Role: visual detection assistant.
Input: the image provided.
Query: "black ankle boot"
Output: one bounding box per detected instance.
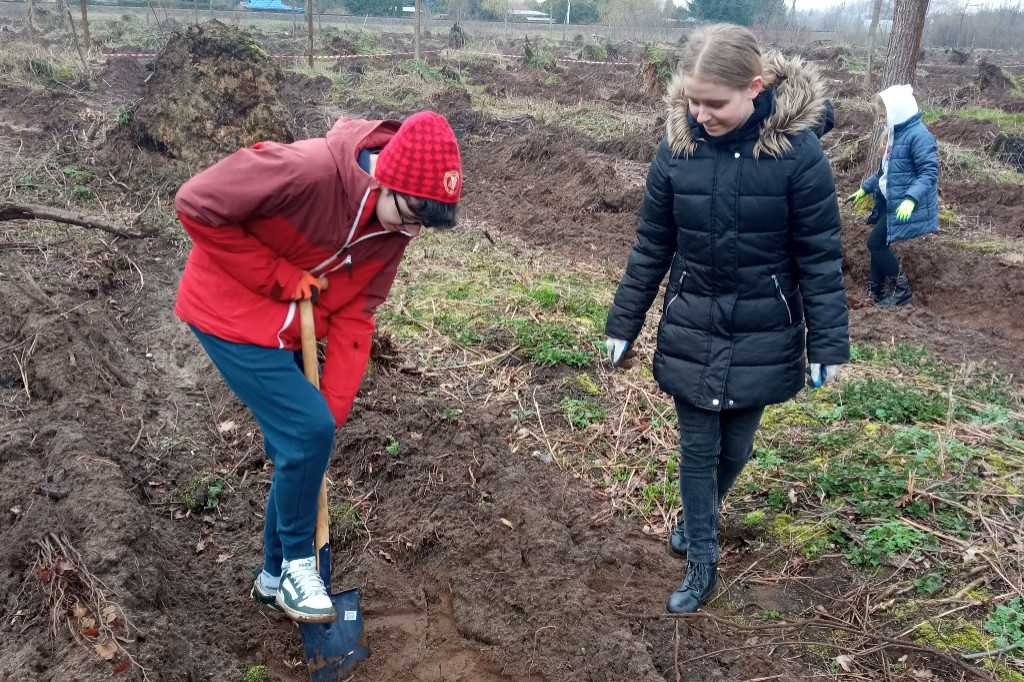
[667,520,687,559]
[878,272,912,308]
[666,561,717,613]
[867,280,887,304]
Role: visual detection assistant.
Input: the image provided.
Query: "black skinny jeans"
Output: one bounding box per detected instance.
[674,399,765,564]
[867,197,901,283]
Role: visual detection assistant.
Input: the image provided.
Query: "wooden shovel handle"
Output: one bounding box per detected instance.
[298,300,331,563]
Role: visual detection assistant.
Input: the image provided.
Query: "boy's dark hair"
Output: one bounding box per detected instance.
[407,194,458,229]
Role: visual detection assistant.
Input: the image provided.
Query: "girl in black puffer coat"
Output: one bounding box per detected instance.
[605,23,849,614]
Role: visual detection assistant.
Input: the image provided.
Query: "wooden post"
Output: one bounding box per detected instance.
[414,0,421,60]
[307,0,314,69]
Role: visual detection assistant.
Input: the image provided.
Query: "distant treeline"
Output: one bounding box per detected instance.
[800,2,1024,51]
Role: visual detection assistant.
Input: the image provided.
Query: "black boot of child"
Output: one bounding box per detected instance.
[878,272,912,307]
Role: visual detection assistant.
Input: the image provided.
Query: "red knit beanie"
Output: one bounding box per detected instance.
[375,111,462,204]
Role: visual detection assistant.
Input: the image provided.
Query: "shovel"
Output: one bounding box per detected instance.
[297,299,369,681]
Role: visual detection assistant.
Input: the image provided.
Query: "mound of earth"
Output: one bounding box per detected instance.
[130,20,292,166]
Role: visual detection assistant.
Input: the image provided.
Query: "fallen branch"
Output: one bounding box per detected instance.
[0,202,143,238]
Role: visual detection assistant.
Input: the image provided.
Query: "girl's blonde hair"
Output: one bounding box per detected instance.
[679,23,764,90]
[872,93,888,157]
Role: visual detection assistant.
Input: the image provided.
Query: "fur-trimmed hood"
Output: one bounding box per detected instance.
[665,51,827,159]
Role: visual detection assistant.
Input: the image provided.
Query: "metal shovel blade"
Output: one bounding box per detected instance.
[299,588,368,682]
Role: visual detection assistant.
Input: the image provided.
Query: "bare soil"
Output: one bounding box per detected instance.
[1,19,1023,682]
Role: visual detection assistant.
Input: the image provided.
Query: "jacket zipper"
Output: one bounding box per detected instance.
[771,275,793,325]
[665,270,687,314]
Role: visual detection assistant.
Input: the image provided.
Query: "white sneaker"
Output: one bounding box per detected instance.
[274,557,337,624]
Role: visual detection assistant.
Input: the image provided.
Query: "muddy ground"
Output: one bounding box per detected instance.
[1,17,1023,682]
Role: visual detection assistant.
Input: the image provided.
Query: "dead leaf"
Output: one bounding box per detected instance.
[195,531,212,553]
[962,547,980,562]
[378,550,393,563]
[95,641,117,660]
[112,662,131,674]
[835,654,855,672]
[500,518,514,530]
[217,420,236,434]
[216,552,233,564]
[101,605,117,617]
[81,617,96,630]
[911,669,933,679]
[84,627,100,638]
[72,602,88,619]
[788,489,798,504]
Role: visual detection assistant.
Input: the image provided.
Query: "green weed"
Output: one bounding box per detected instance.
[558,397,607,429]
[510,319,594,367]
[182,472,229,511]
[985,598,1024,650]
[385,435,400,456]
[241,666,268,682]
[843,520,938,567]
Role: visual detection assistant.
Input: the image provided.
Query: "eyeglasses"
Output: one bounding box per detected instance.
[392,192,422,228]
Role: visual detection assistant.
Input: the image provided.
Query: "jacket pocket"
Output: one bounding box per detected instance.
[771,275,794,326]
[659,270,687,336]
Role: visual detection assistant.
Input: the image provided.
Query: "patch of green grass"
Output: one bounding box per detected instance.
[957,107,1024,132]
[241,665,268,682]
[385,435,400,456]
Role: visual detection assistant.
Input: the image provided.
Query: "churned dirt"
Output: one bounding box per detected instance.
[1,17,1023,682]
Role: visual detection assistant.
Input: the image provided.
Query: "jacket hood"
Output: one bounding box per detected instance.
[325,117,401,200]
[665,51,827,158]
[878,84,920,130]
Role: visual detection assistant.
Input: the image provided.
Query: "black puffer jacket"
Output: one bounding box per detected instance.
[606,53,849,411]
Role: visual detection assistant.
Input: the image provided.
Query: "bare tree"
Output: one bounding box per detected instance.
[881,0,929,88]
[864,0,883,88]
[867,0,930,173]
[78,0,90,48]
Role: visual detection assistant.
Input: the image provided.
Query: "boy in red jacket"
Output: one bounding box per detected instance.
[174,112,462,624]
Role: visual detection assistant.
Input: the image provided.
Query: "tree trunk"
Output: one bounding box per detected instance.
[414,0,421,61]
[864,0,883,89]
[881,0,929,90]
[868,0,930,174]
[78,0,90,48]
[307,0,313,69]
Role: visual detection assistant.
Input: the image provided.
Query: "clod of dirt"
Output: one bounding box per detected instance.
[130,20,292,166]
[987,133,1024,172]
[976,57,1020,92]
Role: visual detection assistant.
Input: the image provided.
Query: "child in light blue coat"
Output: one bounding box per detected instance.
[848,84,939,307]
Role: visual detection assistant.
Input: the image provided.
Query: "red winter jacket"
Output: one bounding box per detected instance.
[174,118,410,426]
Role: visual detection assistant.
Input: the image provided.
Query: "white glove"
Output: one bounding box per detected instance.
[809,363,843,387]
[606,337,630,367]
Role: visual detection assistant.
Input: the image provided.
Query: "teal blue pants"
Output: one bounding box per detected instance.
[191,327,335,576]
